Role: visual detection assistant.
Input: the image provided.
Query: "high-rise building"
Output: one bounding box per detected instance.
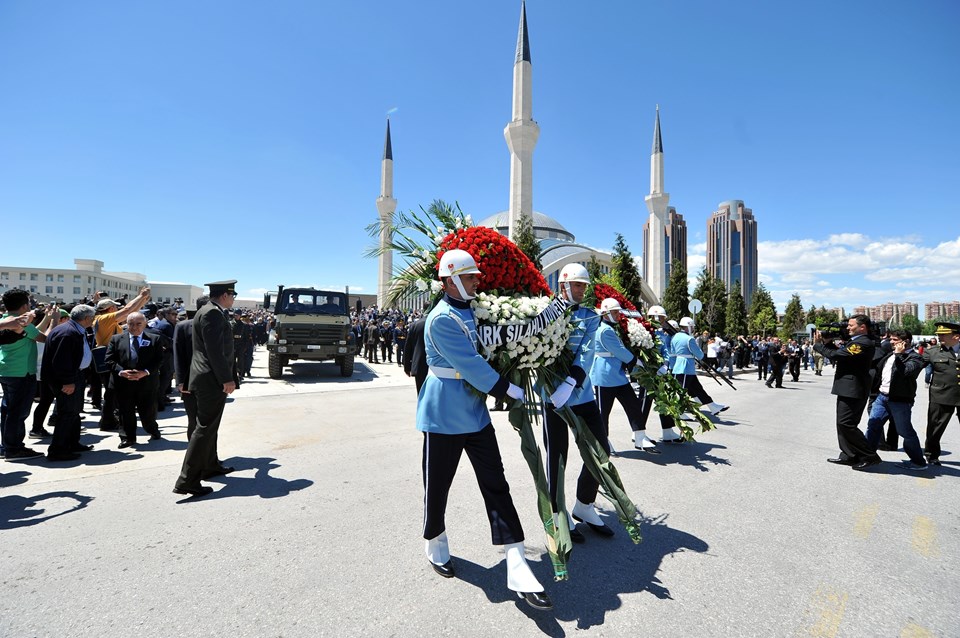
[706,200,758,307]
[925,301,960,321]
[643,205,687,283]
[852,302,919,325]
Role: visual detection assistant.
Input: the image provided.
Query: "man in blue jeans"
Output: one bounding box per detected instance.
[1,288,52,461]
[865,330,927,470]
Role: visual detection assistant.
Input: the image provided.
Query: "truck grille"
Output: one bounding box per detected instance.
[283,326,344,343]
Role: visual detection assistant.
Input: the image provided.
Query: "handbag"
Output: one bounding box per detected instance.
[92,345,109,374]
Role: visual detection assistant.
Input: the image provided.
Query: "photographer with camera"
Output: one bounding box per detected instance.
[815,314,882,471]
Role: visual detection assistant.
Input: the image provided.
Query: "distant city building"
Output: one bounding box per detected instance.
[643,205,687,283]
[0,259,146,304]
[924,301,960,321]
[852,302,919,325]
[706,200,758,307]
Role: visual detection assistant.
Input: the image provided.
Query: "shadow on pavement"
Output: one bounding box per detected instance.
[0,469,30,488]
[201,456,313,500]
[0,490,93,530]
[452,512,710,635]
[617,441,731,472]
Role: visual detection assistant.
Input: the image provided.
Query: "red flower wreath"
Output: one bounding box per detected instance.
[436,226,551,296]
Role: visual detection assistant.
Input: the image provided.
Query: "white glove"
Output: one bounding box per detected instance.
[549,377,576,408]
[656,364,668,376]
[506,383,525,402]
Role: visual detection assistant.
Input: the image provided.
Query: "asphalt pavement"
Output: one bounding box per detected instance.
[1,351,957,637]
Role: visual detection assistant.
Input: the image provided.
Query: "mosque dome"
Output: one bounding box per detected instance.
[477,211,576,243]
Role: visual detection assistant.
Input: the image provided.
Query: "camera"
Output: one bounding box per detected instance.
[819,322,849,341]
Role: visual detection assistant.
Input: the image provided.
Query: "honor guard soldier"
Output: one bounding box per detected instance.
[645,305,684,443]
[815,314,882,470]
[590,298,659,453]
[417,250,551,611]
[174,280,239,498]
[921,321,960,466]
[544,263,611,543]
[670,317,728,415]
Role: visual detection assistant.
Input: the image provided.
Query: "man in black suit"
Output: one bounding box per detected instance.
[105,311,163,448]
[173,297,208,441]
[403,316,428,393]
[815,314,882,470]
[174,281,238,498]
[44,304,97,461]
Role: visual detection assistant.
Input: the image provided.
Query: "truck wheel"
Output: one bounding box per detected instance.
[268,353,283,379]
[339,354,355,377]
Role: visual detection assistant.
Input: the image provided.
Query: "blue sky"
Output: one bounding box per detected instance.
[1,1,958,315]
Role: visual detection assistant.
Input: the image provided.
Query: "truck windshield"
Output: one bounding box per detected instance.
[278,291,346,315]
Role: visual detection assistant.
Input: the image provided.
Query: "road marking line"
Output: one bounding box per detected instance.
[806,586,848,637]
[853,503,880,539]
[901,623,933,637]
[912,516,940,558]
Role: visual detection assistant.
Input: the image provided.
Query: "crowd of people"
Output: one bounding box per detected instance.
[0,286,272,463]
[350,306,425,366]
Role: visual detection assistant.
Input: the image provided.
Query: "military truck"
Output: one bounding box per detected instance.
[264,286,357,379]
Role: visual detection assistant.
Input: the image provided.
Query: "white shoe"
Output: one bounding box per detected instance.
[425,532,450,566]
[661,427,682,442]
[635,434,658,450]
[504,542,544,593]
[705,402,729,415]
[571,500,604,526]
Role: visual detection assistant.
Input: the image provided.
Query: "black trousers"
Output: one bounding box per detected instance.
[380,341,393,362]
[32,379,56,432]
[176,379,226,489]
[597,383,647,433]
[544,400,608,509]
[835,395,875,461]
[421,424,523,545]
[99,373,120,429]
[638,385,676,431]
[183,390,199,440]
[116,378,161,443]
[925,402,960,460]
[757,357,769,379]
[767,365,785,388]
[789,357,801,381]
[48,375,85,456]
[676,373,713,405]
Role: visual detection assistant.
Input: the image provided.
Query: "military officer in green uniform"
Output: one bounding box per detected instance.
[174,280,238,498]
[922,322,960,466]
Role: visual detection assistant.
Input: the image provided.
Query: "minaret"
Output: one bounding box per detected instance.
[504,0,539,240]
[376,119,397,309]
[644,106,670,301]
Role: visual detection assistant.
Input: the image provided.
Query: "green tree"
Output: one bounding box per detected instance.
[815,305,839,326]
[748,282,777,336]
[586,255,604,282]
[725,279,749,337]
[512,214,542,271]
[901,314,923,335]
[691,266,727,336]
[805,304,817,326]
[610,233,644,303]
[780,293,805,340]
[661,258,689,321]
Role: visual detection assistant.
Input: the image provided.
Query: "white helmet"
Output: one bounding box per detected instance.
[679,316,695,332]
[438,249,481,300]
[559,263,590,284]
[438,249,481,277]
[600,298,622,318]
[647,305,666,317]
[668,319,680,331]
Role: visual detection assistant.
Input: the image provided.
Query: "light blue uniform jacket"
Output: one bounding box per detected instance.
[562,305,601,407]
[670,331,703,375]
[416,295,508,434]
[589,320,637,388]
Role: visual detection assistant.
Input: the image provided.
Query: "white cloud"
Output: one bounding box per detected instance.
[827,233,868,247]
[247,287,268,295]
[690,242,707,255]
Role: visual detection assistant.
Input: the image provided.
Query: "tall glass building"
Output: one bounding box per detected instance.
[706,200,758,307]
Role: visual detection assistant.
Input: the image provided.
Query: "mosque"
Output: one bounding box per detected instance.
[376,2,673,308]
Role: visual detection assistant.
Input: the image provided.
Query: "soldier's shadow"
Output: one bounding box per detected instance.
[618,441,731,472]
[453,513,709,634]
[0,491,93,530]
[200,456,313,500]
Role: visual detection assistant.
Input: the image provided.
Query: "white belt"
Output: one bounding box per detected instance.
[429,366,462,380]
[677,354,695,359]
[596,352,617,358]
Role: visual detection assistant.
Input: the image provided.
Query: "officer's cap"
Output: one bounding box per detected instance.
[205,280,238,296]
[934,321,960,335]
